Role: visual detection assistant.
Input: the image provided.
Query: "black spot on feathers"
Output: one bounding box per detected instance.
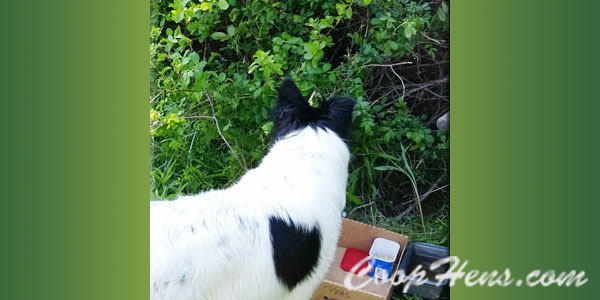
[268,215,321,290]
[178,274,188,284]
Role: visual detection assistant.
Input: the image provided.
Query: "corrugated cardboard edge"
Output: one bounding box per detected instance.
[311,218,409,300]
[316,279,388,300]
[342,218,410,292]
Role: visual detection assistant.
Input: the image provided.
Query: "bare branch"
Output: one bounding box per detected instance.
[307,90,317,106]
[204,90,248,172]
[396,177,447,220]
[181,115,214,120]
[363,61,413,68]
[150,93,161,104]
[389,66,406,99]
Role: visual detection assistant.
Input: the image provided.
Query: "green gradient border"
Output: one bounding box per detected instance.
[451,0,598,299]
[1,1,149,300]
[2,0,599,299]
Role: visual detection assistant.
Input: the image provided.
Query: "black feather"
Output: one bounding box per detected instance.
[268,216,321,290]
[271,78,355,142]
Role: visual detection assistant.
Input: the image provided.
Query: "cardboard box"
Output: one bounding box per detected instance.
[312,218,409,300]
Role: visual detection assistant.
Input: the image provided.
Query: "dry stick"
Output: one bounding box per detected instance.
[368,72,386,101]
[421,33,447,47]
[363,62,413,68]
[396,177,447,220]
[423,86,450,102]
[397,183,445,221]
[204,90,248,172]
[381,77,449,110]
[347,201,376,219]
[389,66,406,99]
[183,100,211,116]
[384,71,404,104]
[307,90,317,106]
[181,115,214,120]
[401,60,448,69]
[364,6,369,39]
[150,93,161,104]
[369,69,406,107]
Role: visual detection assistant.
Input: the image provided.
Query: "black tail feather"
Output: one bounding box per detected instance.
[271,78,355,141]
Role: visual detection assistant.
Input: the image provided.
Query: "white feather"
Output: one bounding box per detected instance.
[150,126,350,300]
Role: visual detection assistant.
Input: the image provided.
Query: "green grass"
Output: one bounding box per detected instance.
[150,0,450,298]
[347,194,449,300]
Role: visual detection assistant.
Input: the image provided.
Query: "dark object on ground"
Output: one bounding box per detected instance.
[398,242,450,299]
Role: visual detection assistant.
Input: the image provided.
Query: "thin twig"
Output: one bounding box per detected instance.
[389,66,406,99]
[381,77,449,110]
[396,177,447,220]
[421,33,447,47]
[364,6,370,39]
[307,90,317,106]
[184,100,210,115]
[347,201,376,219]
[401,60,448,69]
[150,93,161,104]
[204,90,248,171]
[423,86,450,102]
[181,115,214,120]
[368,72,385,102]
[363,61,413,68]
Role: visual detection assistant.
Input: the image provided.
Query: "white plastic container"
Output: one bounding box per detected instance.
[368,238,401,279]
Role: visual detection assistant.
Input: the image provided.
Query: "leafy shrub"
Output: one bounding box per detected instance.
[150,0,449,228]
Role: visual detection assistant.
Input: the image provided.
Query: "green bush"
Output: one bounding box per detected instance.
[150,0,449,230]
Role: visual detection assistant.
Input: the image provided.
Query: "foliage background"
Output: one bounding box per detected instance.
[150,0,449,298]
[3,1,598,300]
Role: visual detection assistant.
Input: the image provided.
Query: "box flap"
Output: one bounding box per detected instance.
[312,219,410,300]
[338,218,409,253]
[324,247,394,297]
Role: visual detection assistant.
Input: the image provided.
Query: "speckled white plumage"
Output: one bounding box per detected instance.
[150,126,350,300]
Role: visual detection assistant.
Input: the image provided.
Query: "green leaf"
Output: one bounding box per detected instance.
[210,32,230,41]
[172,9,184,23]
[384,131,394,143]
[199,2,211,11]
[189,52,199,65]
[253,89,262,98]
[346,7,353,19]
[311,57,319,68]
[328,72,336,83]
[227,25,236,36]
[217,0,229,10]
[261,121,273,134]
[374,166,399,171]
[181,71,191,87]
[425,135,435,144]
[347,192,362,205]
[336,3,346,16]
[248,64,259,74]
[437,8,446,22]
[404,24,417,39]
[197,60,207,71]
